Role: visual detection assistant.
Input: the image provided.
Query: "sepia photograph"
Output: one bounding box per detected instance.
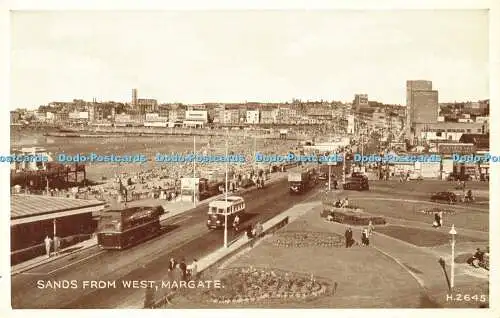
[3,5,495,312]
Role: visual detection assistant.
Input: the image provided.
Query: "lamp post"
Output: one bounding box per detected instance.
[449,224,457,290]
[328,163,332,191]
[193,135,196,206]
[253,136,257,171]
[224,130,229,248]
[342,150,346,184]
[360,132,365,172]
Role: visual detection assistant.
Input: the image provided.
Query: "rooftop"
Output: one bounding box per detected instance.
[11,194,105,220]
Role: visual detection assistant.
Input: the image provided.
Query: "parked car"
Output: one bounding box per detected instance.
[430,191,457,204]
[408,172,423,180]
[447,173,471,181]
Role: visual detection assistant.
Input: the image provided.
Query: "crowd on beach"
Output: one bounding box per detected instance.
[35,136,300,203]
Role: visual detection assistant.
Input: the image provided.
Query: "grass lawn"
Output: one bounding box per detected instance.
[169,241,423,308]
[375,226,487,247]
[166,210,426,308]
[368,180,489,206]
[425,281,489,308]
[157,204,488,309]
[371,180,490,192]
[351,199,488,232]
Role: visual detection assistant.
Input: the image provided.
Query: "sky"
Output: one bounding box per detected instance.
[9,10,489,109]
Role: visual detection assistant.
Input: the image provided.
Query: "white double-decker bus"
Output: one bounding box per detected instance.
[207,196,245,229]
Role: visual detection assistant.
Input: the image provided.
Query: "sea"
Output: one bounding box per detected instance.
[10,130,213,157]
[10,130,221,180]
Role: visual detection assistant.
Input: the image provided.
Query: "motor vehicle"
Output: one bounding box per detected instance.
[288,165,319,194]
[97,206,165,250]
[447,173,471,181]
[318,172,328,180]
[408,172,423,180]
[343,174,369,191]
[430,192,457,204]
[351,172,366,178]
[207,196,245,229]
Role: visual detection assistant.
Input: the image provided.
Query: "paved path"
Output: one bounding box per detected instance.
[319,195,489,303]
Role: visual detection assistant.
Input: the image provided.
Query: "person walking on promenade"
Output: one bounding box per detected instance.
[179,258,187,281]
[168,258,177,271]
[232,214,240,233]
[44,235,52,258]
[368,220,374,237]
[246,225,254,240]
[344,227,353,248]
[188,259,198,280]
[255,221,264,238]
[173,263,183,284]
[361,228,368,246]
[433,212,441,228]
[363,228,370,246]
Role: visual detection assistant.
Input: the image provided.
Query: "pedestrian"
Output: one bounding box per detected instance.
[53,236,60,256]
[168,257,177,271]
[233,214,240,233]
[344,227,353,248]
[438,211,443,227]
[179,258,187,281]
[173,263,183,284]
[44,235,52,258]
[368,220,374,236]
[189,259,198,280]
[363,228,370,246]
[433,212,441,228]
[361,229,367,246]
[246,225,254,240]
[255,222,264,238]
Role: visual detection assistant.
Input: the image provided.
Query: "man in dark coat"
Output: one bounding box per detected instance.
[246,225,254,239]
[179,258,187,281]
[434,212,441,228]
[345,227,353,248]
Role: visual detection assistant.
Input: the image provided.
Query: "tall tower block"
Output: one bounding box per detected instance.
[132,88,138,106]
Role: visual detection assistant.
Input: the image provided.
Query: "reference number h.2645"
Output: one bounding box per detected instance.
[446,294,488,302]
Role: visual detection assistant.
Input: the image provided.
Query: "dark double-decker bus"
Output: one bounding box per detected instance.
[97,205,164,250]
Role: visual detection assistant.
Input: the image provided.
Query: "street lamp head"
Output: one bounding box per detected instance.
[449,224,457,235]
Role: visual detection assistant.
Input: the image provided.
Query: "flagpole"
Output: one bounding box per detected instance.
[224,130,229,248]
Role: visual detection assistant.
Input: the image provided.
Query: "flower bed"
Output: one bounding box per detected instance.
[200,267,331,304]
[272,231,345,248]
[321,207,386,226]
[418,207,456,215]
[320,205,363,218]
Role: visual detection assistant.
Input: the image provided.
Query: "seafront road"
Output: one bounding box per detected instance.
[11,178,322,309]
